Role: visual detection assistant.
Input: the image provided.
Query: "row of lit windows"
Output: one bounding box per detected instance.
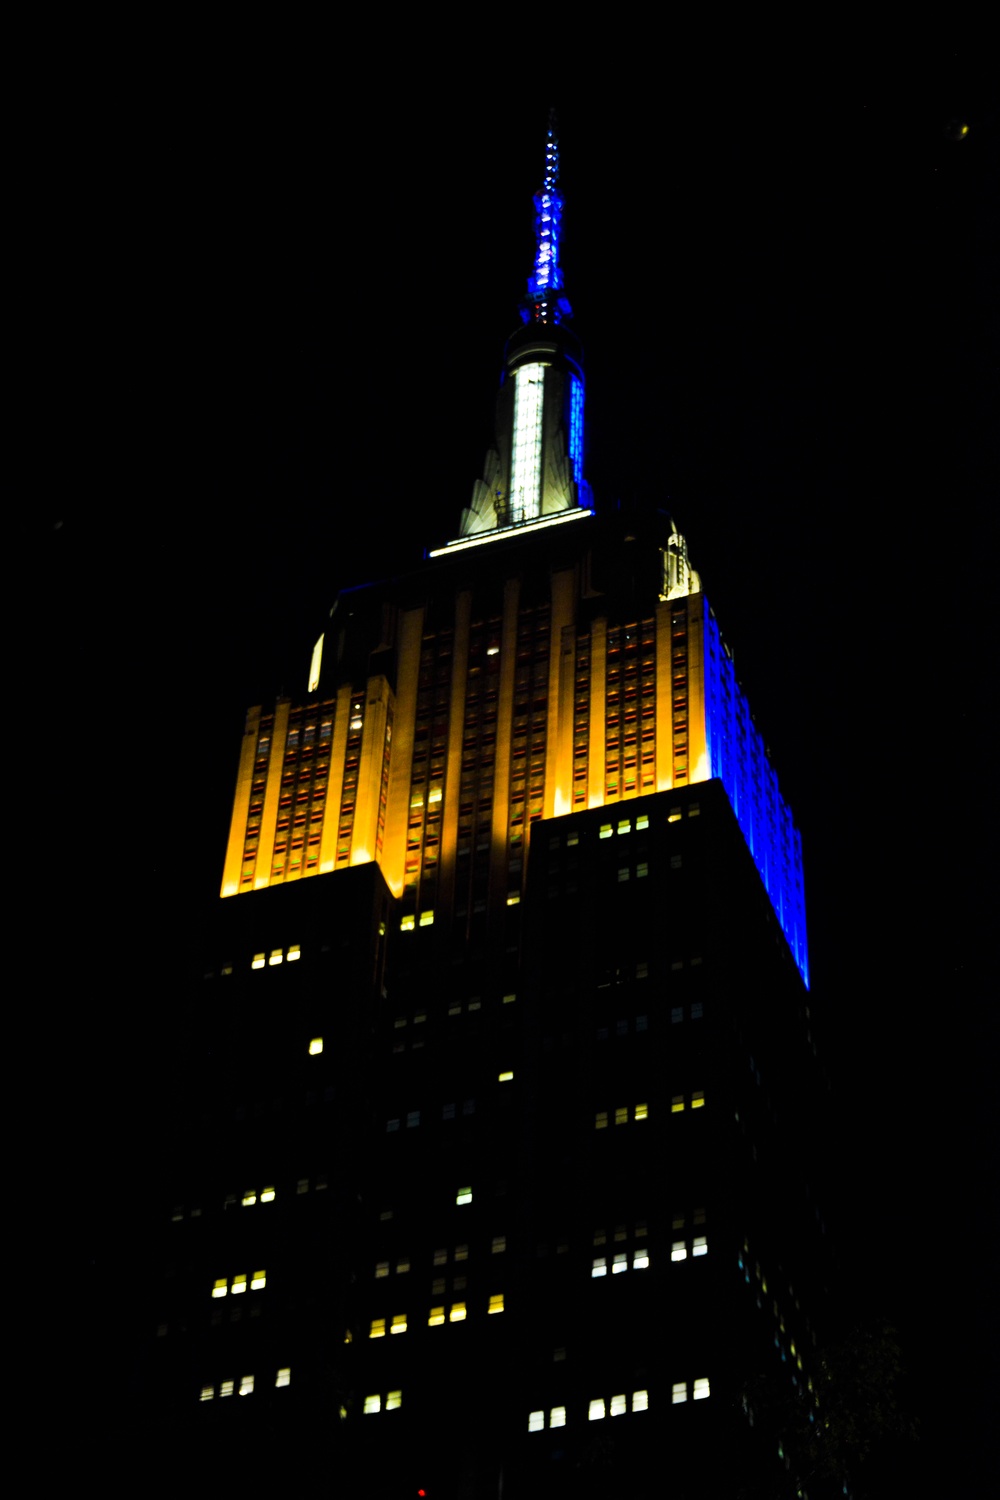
[200,1368,290,1400]
[211,1271,266,1298]
[528,1380,708,1430]
[595,1104,648,1128]
[374,1236,507,1279]
[363,1390,401,1414]
[370,1294,503,1336]
[251,945,301,969]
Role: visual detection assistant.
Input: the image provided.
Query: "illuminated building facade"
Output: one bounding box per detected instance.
[146,124,827,1498]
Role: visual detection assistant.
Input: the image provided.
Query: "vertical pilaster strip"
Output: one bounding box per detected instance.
[220,706,261,897]
[255,699,290,889]
[352,675,393,867]
[320,684,353,874]
[488,575,521,918]
[655,599,673,792]
[588,617,607,809]
[544,567,576,820]
[687,592,708,785]
[439,590,471,922]
[381,606,424,897]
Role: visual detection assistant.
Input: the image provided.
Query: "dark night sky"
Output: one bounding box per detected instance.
[38,44,996,1491]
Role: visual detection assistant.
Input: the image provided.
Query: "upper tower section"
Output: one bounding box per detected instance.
[452,116,593,552]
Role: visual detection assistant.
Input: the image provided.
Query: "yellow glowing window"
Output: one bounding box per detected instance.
[275,1368,291,1388]
[199,1385,214,1401]
[250,1271,266,1290]
[633,1388,649,1411]
[693,1236,707,1257]
[231,1275,247,1295]
[671,1096,685,1113]
[286,944,301,962]
[636,814,649,830]
[396,1258,411,1274]
[672,1241,688,1262]
[503,992,516,1004]
[400,915,415,932]
[672,1382,688,1404]
[588,1398,606,1421]
[433,1248,447,1266]
[506,892,520,905]
[386,1389,402,1411]
[595,1111,608,1129]
[592,1258,607,1278]
[618,819,631,834]
[239,1375,254,1396]
[363,1394,381,1414]
[528,1410,544,1432]
[456,1186,472,1206]
[498,1070,514,1083]
[599,824,612,839]
[668,808,681,823]
[242,1190,257,1207]
[691,1091,705,1109]
[693,1377,710,1400]
[260,1186,275,1203]
[375,1262,389,1278]
[610,1392,627,1417]
[492,1236,506,1254]
[633,1249,649,1270]
[454,1244,469,1261]
[268,949,283,966]
[488,1294,504,1314]
[390,1314,407,1334]
[211,1279,228,1299]
[449,1302,467,1322]
[634,1102,648,1121]
[419,910,434,926]
[615,1107,628,1126]
[220,1380,234,1398]
[428,1307,445,1327]
[251,953,265,970]
[369,1320,386,1340]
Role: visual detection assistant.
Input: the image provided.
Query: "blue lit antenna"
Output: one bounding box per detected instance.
[523,112,573,325]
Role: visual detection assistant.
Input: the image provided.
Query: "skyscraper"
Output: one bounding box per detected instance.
[144,120,830,1499]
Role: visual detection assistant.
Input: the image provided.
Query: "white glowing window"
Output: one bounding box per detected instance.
[268,949,282,966]
[617,819,631,834]
[693,1236,708,1257]
[449,1302,467,1322]
[427,785,442,804]
[286,944,301,962]
[308,1036,324,1057]
[591,1258,607,1278]
[308,633,324,693]
[419,910,434,927]
[588,1398,606,1421]
[220,1380,234,1398]
[456,1186,472,1206]
[693,1377,710,1400]
[199,1385,214,1401]
[251,953,265,970]
[636,814,649,830]
[509,363,545,523]
[692,1091,705,1109]
[599,823,613,839]
[633,1250,649,1270]
[390,1314,407,1334]
[672,1241,688,1262]
[672,1382,688,1404]
[275,1367,291,1387]
[231,1275,247,1295]
[488,1294,504,1314]
[595,1112,608,1129]
[211,1279,228,1299]
[350,715,363,731]
[612,1253,627,1275]
[250,1271,266,1290]
[239,1375,254,1396]
[498,1070,514,1083]
[363,1394,381,1414]
[633,1388,649,1411]
[260,1186,275,1203]
[634,1102,648,1121]
[242,1190,257,1207]
[528,1410,545,1433]
[400,915,415,932]
[610,1392,627,1417]
[550,1406,566,1428]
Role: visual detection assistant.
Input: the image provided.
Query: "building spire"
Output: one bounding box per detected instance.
[523,110,572,326]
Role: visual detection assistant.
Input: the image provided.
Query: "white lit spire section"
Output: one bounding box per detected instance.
[509,363,545,524]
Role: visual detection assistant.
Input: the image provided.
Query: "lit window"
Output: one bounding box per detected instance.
[671,1096,685,1113]
[239,1375,254,1396]
[488,1294,504,1314]
[220,1380,234,1398]
[633,1250,649,1270]
[632,1388,649,1411]
[693,1377,710,1400]
[528,1410,545,1433]
[498,1070,514,1083]
[610,1392,627,1417]
[634,1103,648,1121]
[503,992,516,1004]
[618,867,630,882]
[550,1406,566,1428]
[449,1302,467,1322]
[692,1091,705,1109]
[211,1279,228,1299]
[615,1107,628,1126]
[199,1385,214,1401]
[250,1270,266,1290]
[637,862,648,878]
[390,1314,407,1334]
[672,1382,687,1404]
[308,1037,323,1055]
[599,824,612,839]
[672,1241,688,1262]
[433,1248,447,1266]
[668,808,681,822]
[456,1185,472,1206]
[275,1368,291,1388]
[618,819,631,834]
[693,1236,707,1257]
[396,1258,410,1274]
[595,1111,608,1129]
[419,910,434,927]
[251,953,265,970]
[636,814,649,830]
[260,1186,275,1203]
[428,1307,445,1327]
[268,949,282,966]
[592,1258,607,1278]
[369,1319,386,1339]
[231,1275,247,1295]
[612,1253,627,1275]
[242,1190,256,1207]
[287,944,300,962]
[506,892,520,906]
[364,1394,381,1414]
[400,915,415,932]
[588,1398,606,1421]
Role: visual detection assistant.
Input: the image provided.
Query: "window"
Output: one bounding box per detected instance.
[275,1368,291,1388]
[610,1392,627,1417]
[488,1294,504,1314]
[449,1302,467,1322]
[390,1314,407,1334]
[528,1410,545,1432]
[456,1185,472,1206]
[308,1037,323,1055]
[549,1405,566,1427]
[364,1394,381,1414]
[370,1319,386,1339]
[589,1398,606,1421]
[428,1306,445,1326]
[239,1375,254,1396]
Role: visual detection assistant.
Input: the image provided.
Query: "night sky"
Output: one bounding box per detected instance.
[42,46,995,1491]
